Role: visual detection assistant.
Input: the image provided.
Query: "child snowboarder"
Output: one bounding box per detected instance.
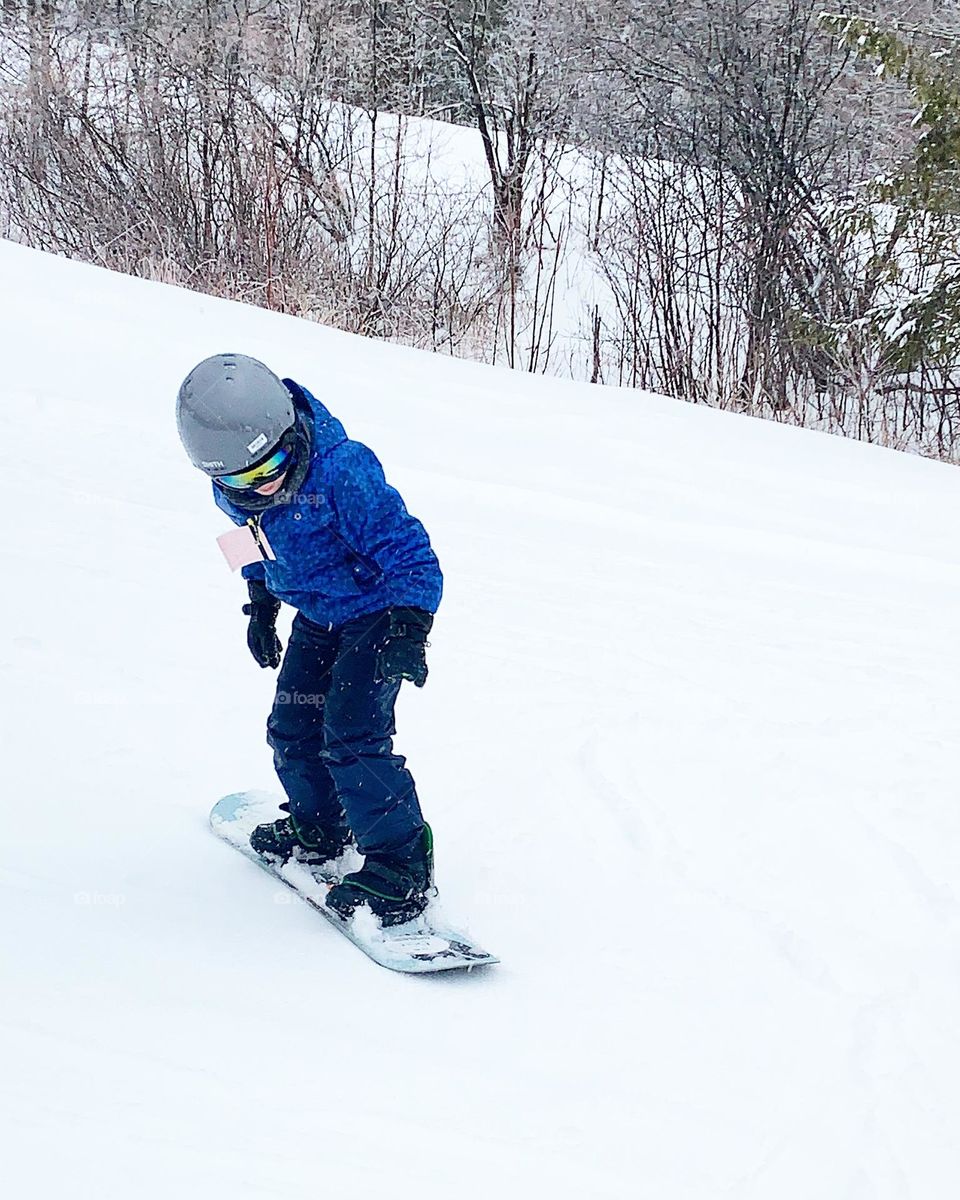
[176,353,442,925]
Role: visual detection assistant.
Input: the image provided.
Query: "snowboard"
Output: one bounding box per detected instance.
[210,791,498,974]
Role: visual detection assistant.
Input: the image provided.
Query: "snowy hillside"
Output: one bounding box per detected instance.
[3,238,960,1199]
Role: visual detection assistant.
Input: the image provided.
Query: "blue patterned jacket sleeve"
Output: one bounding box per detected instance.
[329,441,443,613]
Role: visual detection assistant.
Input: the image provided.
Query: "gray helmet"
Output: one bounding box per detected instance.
[176,353,295,476]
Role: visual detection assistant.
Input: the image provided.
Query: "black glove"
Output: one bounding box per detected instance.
[377,607,433,688]
[242,578,282,669]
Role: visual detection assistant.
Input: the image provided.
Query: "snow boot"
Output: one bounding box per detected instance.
[249,803,353,867]
[326,824,434,927]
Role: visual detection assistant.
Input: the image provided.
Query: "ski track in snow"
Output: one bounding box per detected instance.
[2,239,960,1198]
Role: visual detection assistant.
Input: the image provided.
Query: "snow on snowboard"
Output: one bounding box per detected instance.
[211,792,498,973]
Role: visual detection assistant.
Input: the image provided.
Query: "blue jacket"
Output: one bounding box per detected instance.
[214,381,443,627]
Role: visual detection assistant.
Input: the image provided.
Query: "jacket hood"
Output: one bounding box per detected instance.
[284,379,347,458]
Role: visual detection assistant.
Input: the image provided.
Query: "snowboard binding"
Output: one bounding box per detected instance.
[326,824,435,927]
[249,803,353,869]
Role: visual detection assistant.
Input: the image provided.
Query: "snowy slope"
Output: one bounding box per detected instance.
[3,239,960,1199]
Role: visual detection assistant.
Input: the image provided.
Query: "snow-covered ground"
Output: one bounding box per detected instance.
[3,239,960,1198]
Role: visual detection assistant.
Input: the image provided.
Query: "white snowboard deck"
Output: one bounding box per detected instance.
[211,791,499,974]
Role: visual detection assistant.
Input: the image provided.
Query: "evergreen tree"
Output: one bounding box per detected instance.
[802,14,960,421]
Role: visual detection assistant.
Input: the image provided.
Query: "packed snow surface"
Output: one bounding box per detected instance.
[2,239,960,1199]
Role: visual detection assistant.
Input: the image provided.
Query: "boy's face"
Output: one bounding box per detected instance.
[254,472,288,497]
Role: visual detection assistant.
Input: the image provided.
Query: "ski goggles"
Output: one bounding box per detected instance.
[216,438,294,491]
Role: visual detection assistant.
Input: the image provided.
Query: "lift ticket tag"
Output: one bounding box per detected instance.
[216,522,276,572]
